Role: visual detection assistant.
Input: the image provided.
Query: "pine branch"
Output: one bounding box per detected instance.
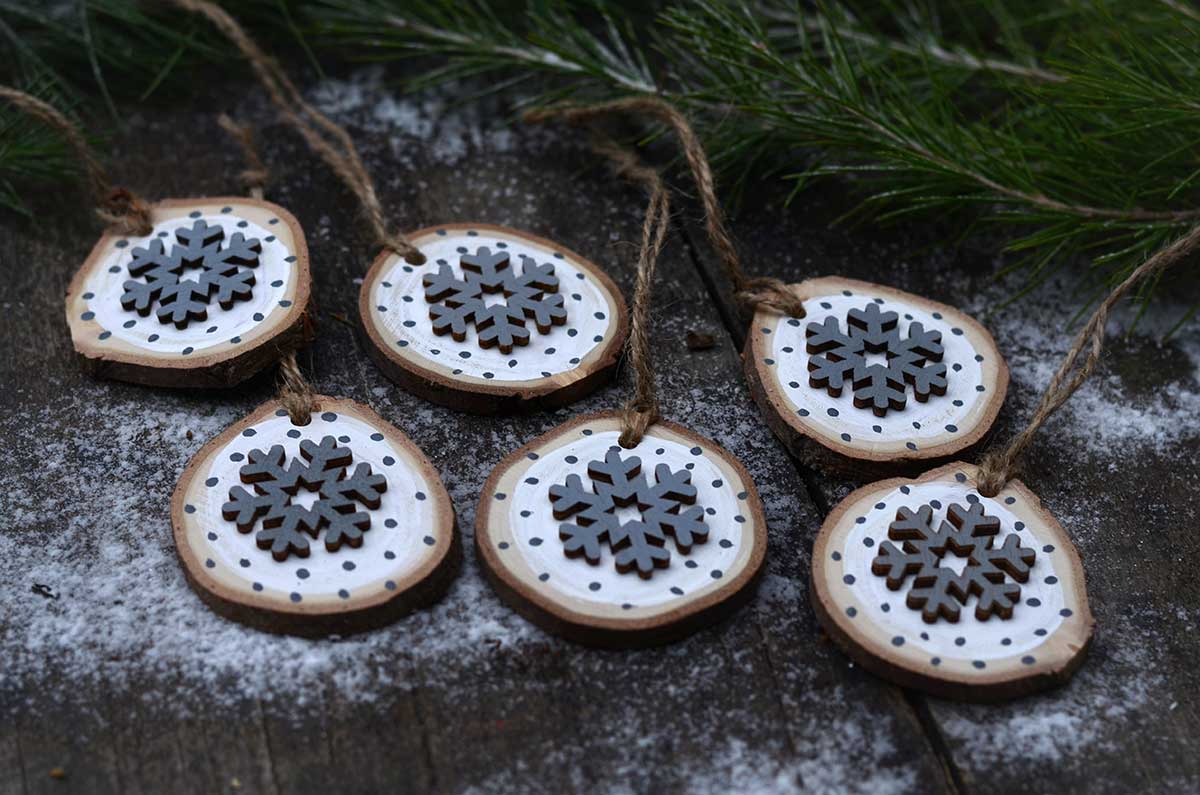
[302,0,1200,322]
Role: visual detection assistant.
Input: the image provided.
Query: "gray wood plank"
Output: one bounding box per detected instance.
[684,187,1200,794]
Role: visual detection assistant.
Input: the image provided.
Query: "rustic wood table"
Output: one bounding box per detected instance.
[2,70,1197,794]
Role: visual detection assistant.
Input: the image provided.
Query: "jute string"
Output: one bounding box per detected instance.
[173,0,425,264]
[525,97,805,318]
[976,223,1200,496]
[588,137,672,447]
[0,85,152,235]
[219,111,316,424]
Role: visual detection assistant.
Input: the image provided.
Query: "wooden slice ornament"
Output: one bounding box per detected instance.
[744,276,1008,475]
[811,462,1091,701]
[66,197,312,387]
[359,223,628,412]
[0,87,313,388]
[172,395,459,637]
[476,412,767,647]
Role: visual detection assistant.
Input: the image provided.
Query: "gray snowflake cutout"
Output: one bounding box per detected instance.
[548,447,708,579]
[422,245,567,353]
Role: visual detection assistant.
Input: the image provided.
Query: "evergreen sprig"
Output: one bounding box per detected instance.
[307,0,1200,323]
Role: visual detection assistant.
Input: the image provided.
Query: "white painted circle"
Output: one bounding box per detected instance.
[79,209,296,356]
[368,228,616,382]
[833,479,1066,662]
[766,290,992,446]
[181,409,441,606]
[497,430,752,609]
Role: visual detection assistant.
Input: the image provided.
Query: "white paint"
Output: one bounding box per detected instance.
[369,229,614,382]
[838,480,1065,660]
[504,430,749,607]
[769,292,992,444]
[83,212,295,354]
[187,411,439,600]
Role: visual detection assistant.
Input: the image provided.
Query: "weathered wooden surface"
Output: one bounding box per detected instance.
[1,68,1197,794]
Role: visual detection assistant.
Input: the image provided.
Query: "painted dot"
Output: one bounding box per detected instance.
[685,560,698,569]
[892,636,904,647]
[338,590,350,600]
[123,320,136,329]
[846,607,857,618]
[297,568,310,579]
[1022,656,1036,665]
[253,313,264,322]
[253,583,263,592]
[185,504,196,514]
[287,429,301,439]
[205,477,218,487]
[863,537,874,547]
[1002,637,1012,646]
[82,292,94,300]
[1060,608,1073,617]
[205,558,215,569]
[972,660,986,669]
[710,569,723,579]
[538,573,549,582]
[1015,521,1025,531]
[81,311,95,321]
[900,486,910,494]
[385,551,396,560]
[881,603,891,613]
[588,582,601,592]
[416,492,426,500]
[843,574,855,585]
[239,559,250,568]
[840,433,851,442]
[383,456,395,466]
[931,657,941,666]
[1005,496,1016,505]
[1035,629,1048,637]
[831,551,842,561]
[976,385,986,392]
[906,442,917,451]
[1043,544,1055,553]
[498,542,509,550]
[670,587,684,596]
[385,581,397,591]
[206,532,217,541]
[182,346,194,355]
[495,493,506,501]
[272,279,284,287]
[290,593,302,603]
[719,539,733,549]
[955,637,965,647]
[798,408,810,417]
[423,536,436,546]
[827,408,839,417]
